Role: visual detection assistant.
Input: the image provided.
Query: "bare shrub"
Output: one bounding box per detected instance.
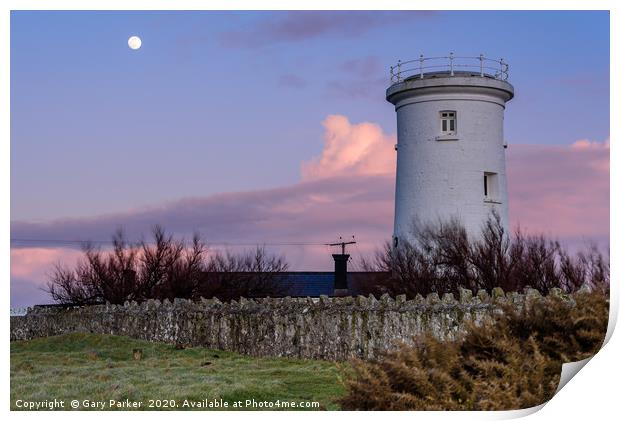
[46,229,139,305]
[508,231,562,294]
[131,225,210,301]
[559,243,610,293]
[470,212,513,291]
[357,240,437,297]
[356,211,609,297]
[339,290,608,410]
[45,227,290,304]
[198,246,290,300]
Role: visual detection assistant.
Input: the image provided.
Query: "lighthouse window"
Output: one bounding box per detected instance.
[484,172,499,202]
[484,174,488,196]
[440,111,456,134]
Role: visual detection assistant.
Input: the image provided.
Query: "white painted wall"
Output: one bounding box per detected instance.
[386,74,514,245]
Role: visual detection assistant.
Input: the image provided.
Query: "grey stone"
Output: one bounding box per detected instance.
[10,289,563,362]
[413,294,425,305]
[577,284,593,294]
[442,293,455,304]
[491,287,505,299]
[426,292,441,305]
[458,288,473,304]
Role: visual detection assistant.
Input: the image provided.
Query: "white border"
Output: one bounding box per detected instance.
[2,1,616,420]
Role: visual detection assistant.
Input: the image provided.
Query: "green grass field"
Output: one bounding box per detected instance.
[10,333,346,410]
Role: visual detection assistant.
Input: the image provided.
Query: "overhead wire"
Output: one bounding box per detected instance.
[10,238,346,247]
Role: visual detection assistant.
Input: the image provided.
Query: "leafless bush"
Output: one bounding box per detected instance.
[45,227,290,304]
[559,243,610,294]
[198,246,290,300]
[357,211,609,297]
[46,229,140,305]
[144,227,208,300]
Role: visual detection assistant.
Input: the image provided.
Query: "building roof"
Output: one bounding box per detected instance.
[273,272,335,296]
[274,271,384,297]
[199,271,385,297]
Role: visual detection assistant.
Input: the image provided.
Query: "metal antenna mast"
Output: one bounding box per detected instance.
[326,236,356,255]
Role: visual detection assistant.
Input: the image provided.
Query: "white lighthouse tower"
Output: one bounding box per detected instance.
[386,54,514,247]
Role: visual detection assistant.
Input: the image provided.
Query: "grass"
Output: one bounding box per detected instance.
[10,333,346,411]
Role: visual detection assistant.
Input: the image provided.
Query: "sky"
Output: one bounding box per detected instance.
[10,11,610,307]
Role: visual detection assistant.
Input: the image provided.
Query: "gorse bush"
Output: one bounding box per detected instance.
[338,289,609,410]
[357,211,609,297]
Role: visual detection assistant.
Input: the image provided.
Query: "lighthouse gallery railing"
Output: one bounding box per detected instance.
[390,54,509,84]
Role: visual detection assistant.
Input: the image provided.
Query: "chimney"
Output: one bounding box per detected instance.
[327,237,356,297]
[332,253,349,297]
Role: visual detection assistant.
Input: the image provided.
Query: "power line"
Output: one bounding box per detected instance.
[10,238,351,247]
[325,235,357,255]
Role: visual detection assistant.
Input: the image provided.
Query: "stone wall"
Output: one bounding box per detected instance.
[10,288,574,361]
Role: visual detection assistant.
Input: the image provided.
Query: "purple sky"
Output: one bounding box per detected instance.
[10,11,610,307]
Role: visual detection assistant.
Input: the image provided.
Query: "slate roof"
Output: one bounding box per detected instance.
[273,272,335,297]
[272,271,384,297]
[196,271,386,298]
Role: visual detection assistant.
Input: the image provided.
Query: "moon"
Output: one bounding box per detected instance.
[128,36,142,50]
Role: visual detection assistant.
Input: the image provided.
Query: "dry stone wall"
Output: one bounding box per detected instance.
[10,288,575,361]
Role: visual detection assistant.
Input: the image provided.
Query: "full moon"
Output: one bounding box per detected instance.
[128,36,142,50]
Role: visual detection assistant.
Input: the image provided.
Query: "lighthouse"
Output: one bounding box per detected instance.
[386,54,514,247]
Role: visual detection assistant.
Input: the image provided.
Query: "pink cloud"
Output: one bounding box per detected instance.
[301,115,396,180]
[11,116,609,306]
[11,247,82,280]
[571,138,610,150]
[11,247,84,307]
